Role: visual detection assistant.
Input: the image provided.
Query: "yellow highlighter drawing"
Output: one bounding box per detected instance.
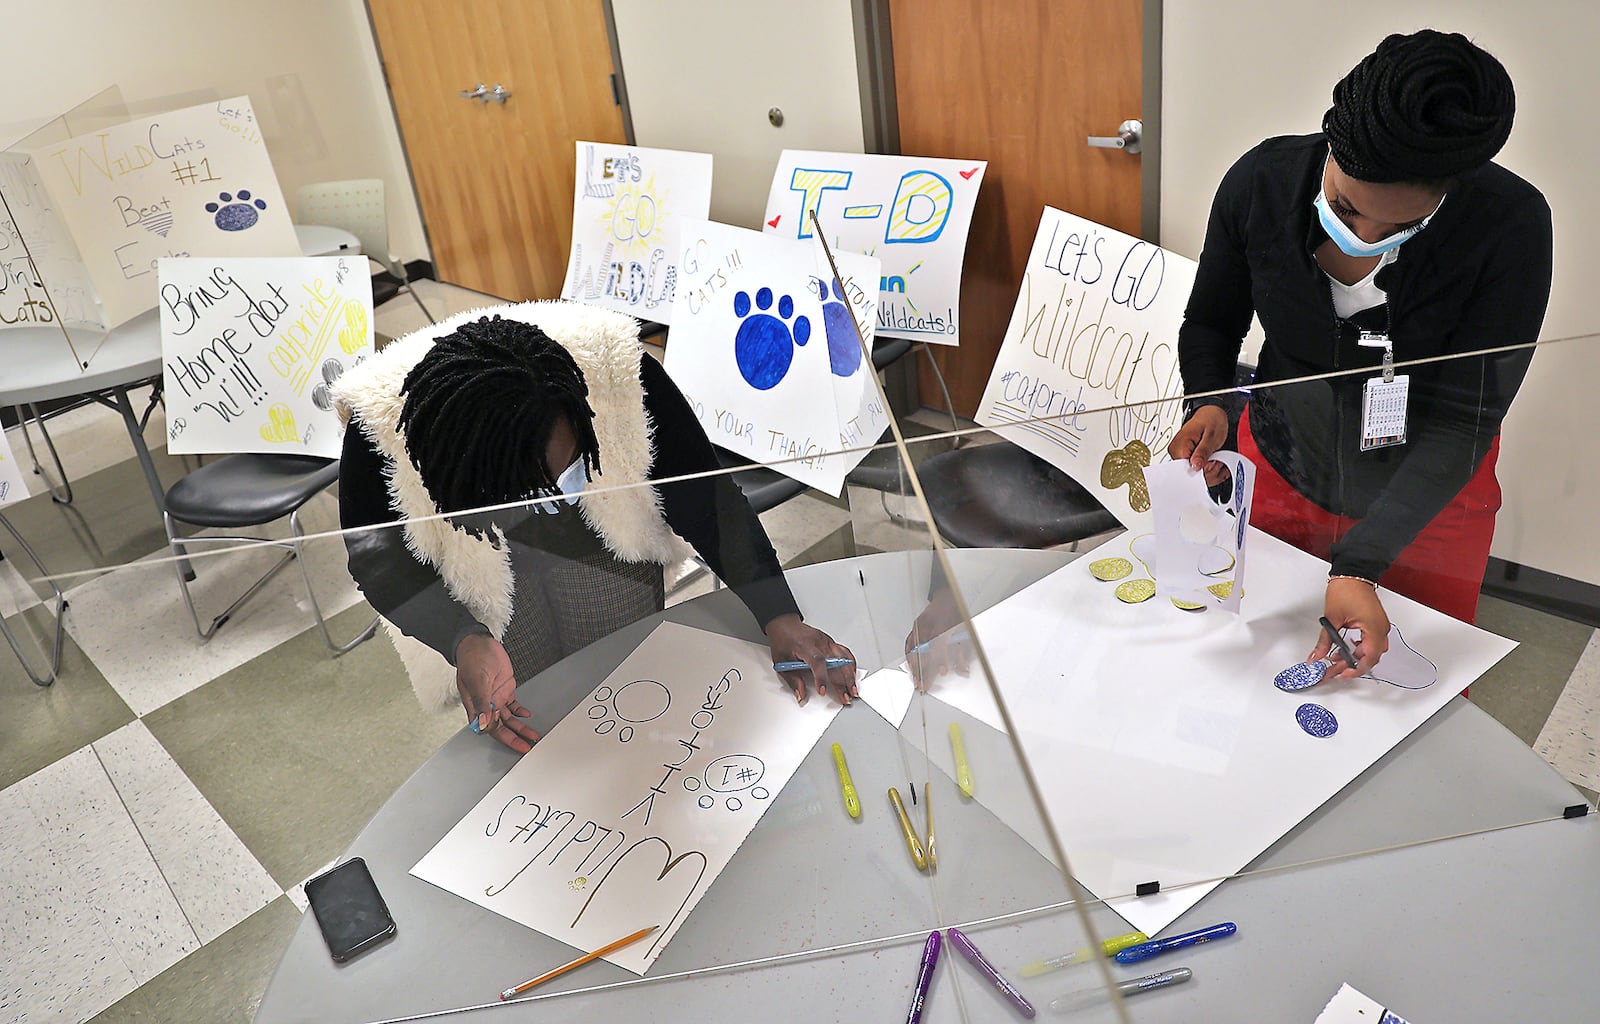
[949,722,975,797]
[1019,931,1149,978]
[923,781,937,871]
[831,743,861,819]
[888,787,927,870]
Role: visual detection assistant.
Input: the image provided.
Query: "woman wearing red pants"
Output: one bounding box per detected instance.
[1168,30,1552,676]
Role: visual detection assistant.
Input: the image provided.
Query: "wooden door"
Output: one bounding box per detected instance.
[369,0,626,300]
[889,0,1145,416]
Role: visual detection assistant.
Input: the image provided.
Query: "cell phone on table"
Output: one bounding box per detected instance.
[304,857,396,962]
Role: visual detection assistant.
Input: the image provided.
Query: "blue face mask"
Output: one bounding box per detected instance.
[1314,157,1444,258]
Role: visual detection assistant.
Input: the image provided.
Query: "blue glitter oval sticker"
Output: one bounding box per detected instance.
[1296,703,1339,738]
[1274,660,1329,692]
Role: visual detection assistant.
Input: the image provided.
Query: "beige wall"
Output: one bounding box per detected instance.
[610,0,865,230]
[1161,1,1598,583]
[0,0,428,264]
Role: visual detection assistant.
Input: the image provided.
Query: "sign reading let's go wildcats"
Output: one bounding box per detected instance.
[762,151,985,346]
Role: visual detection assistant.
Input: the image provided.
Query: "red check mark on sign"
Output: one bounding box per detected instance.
[767,214,781,228]
[959,167,979,180]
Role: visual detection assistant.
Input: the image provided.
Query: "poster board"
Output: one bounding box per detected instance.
[762,151,985,345]
[869,530,1515,937]
[663,219,884,495]
[560,142,713,324]
[411,622,838,975]
[159,256,373,458]
[974,207,1197,532]
[0,426,28,506]
[27,96,301,329]
[0,152,103,330]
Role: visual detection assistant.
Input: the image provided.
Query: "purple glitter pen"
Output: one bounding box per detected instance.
[948,927,1036,1018]
[905,930,942,1024]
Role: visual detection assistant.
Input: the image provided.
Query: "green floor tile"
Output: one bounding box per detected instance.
[1472,594,1594,747]
[0,603,134,789]
[86,896,302,1024]
[143,604,461,888]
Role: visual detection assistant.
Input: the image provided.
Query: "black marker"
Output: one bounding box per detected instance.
[1318,616,1357,668]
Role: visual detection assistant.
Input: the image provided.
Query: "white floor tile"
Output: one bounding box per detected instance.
[62,493,364,716]
[0,746,198,1023]
[5,386,172,490]
[1535,628,1600,790]
[759,493,853,566]
[94,722,282,943]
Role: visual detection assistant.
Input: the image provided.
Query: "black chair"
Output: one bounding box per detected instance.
[914,442,1120,549]
[163,453,377,654]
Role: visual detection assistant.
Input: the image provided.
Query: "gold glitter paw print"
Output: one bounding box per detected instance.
[1100,440,1152,512]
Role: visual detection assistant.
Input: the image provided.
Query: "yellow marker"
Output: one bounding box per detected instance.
[831,743,861,819]
[923,781,937,871]
[888,788,927,870]
[1018,931,1149,978]
[949,722,975,798]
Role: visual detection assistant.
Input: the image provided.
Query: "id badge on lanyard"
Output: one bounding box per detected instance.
[1359,331,1408,451]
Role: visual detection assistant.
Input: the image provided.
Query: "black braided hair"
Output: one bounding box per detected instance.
[1323,29,1515,185]
[397,315,601,515]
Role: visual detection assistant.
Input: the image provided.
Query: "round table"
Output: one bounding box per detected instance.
[254,549,1596,1023]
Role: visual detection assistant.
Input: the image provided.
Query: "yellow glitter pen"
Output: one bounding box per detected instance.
[949,722,975,797]
[831,743,861,819]
[888,787,927,870]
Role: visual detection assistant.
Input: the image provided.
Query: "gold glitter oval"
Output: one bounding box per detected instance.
[1208,581,1235,599]
[1090,557,1134,581]
[1170,596,1207,611]
[1115,579,1156,603]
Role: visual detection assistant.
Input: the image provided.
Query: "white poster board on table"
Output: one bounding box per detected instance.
[560,142,712,324]
[762,150,985,346]
[28,97,301,330]
[975,207,1197,532]
[867,529,1515,938]
[663,219,884,495]
[0,153,103,330]
[159,256,373,458]
[412,622,838,975]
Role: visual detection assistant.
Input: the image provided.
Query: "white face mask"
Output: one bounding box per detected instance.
[1315,157,1444,258]
[533,456,588,514]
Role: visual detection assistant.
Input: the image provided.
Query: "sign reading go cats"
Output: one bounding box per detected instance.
[158,256,373,459]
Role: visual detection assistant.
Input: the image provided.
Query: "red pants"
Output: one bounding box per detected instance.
[1238,408,1501,625]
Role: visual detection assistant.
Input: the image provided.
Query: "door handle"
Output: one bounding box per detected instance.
[459,83,488,102]
[1087,118,1142,154]
[488,84,513,105]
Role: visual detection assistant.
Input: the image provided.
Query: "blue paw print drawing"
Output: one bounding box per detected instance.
[206,190,267,231]
[811,277,862,377]
[733,287,810,390]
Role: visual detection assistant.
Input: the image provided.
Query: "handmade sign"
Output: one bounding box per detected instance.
[27,96,301,329]
[0,426,28,506]
[411,622,838,974]
[663,219,884,495]
[158,256,373,458]
[560,142,713,324]
[974,208,1198,532]
[1146,453,1253,613]
[1315,984,1414,1024]
[762,151,984,345]
[0,153,102,330]
[870,530,1514,937]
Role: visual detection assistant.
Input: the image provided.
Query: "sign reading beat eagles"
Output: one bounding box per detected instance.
[975,207,1198,533]
[27,96,301,329]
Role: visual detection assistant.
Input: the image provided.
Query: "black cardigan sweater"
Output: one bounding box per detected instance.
[1179,133,1552,581]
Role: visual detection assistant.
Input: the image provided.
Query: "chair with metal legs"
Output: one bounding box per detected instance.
[0,514,67,686]
[163,453,377,654]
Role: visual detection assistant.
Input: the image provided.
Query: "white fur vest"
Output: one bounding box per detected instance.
[333,300,682,709]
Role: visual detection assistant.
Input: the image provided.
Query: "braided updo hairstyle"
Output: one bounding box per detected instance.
[1322,29,1516,186]
[397,315,601,515]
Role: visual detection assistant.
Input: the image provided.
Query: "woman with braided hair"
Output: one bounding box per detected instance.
[1169,29,1552,677]
[336,304,856,753]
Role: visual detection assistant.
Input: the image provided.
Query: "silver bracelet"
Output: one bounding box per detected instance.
[1327,574,1378,588]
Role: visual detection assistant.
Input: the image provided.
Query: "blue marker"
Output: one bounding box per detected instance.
[772,657,855,673]
[1113,922,1236,964]
[908,628,971,656]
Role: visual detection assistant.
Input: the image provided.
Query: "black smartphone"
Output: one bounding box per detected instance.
[304,857,396,962]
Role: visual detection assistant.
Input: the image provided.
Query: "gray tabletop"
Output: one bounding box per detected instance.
[255,549,1594,1023]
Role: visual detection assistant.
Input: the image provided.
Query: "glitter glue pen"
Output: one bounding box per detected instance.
[905,930,942,1024]
[947,927,1035,1018]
